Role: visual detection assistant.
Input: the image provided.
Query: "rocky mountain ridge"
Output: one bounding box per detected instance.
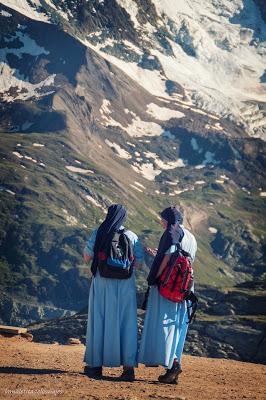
[28,281,266,364]
[1,0,266,139]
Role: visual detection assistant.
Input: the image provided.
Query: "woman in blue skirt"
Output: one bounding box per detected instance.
[139,206,197,384]
[83,204,144,381]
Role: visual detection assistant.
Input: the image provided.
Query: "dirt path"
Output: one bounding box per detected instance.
[185,209,208,233]
[0,337,265,400]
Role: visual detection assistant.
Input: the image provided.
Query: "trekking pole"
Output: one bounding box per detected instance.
[141,286,150,310]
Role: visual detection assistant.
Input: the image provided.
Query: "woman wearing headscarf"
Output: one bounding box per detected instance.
[138,206,197,384]
[83,204,144,381]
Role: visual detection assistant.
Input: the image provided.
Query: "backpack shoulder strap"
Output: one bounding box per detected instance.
[120,232,134,261]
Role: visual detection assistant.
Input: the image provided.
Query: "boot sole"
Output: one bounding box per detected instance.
[158,378,178,384]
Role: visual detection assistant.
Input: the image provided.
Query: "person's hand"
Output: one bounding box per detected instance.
[145,247,158,257]
[83,253,92,263]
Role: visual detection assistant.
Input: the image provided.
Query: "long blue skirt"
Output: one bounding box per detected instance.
[138,286,189,369]
[84,272,138,367]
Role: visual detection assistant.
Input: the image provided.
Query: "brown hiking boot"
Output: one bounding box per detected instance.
[158,361,182,384]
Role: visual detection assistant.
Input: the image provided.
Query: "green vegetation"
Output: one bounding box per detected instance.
[0,129,265,319]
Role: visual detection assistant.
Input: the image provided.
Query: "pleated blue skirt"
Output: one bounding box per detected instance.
[138,286,189,369]
[84,271,138,367]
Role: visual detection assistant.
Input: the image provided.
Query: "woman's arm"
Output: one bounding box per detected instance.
[155,254,171,278]
[83,253,92,263]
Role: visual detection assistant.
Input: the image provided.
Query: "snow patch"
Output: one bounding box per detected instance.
[147,103,185,121]
[100,99,112,115]
[116,0,140,28]
[130,183,143,192]
[144,151,186,169]
[85,195,105,210]
[81,1,266,139]
[12,151,23,159]
[132,163,161,181]
[62,208,78,226]
[195,180,206,185]
[174,188,190,195]
[143,151,157,159]
[126,117,163,137]
[166,180,179,186]
[24,155,37,163]
[82,38,168,97]
[123,40,143,55]
[127,141,136,147]
[195,164,205,169]
[213,122,223,131]
[6,189,15,195]
[242,187,251,195]
[0,0,50,22]
[12,149,42,165]
[0,31,54,101]
[0,10,12,17]
[33,143,44,147]
[134,181,145,189]
[0,63,56,103]
[105,139,132,159]
[156,158,186,169]
[65,166,94,174]
[0,186,15,195]
[220,174,229,180]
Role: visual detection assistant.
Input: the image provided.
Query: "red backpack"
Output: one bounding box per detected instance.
[158,249,194,303]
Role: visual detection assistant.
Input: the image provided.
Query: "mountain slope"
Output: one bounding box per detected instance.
[2,0,265,138]
[0,0,265,334]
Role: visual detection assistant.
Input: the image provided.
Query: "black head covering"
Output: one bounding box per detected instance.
[91,204,127,275]
[147,207,184,285]
[160,207,183,226]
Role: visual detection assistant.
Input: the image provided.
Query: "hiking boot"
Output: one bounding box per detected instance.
[84,366,102,378]
[119,368,135,382]
[158,361,182,384]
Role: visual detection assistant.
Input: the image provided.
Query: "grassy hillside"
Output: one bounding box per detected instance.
[1,126,265,326]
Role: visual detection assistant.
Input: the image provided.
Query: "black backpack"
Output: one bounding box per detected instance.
[97,230,134,279]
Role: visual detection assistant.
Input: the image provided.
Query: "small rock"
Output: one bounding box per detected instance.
[67,337,81,345]
[21,333,33,342]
